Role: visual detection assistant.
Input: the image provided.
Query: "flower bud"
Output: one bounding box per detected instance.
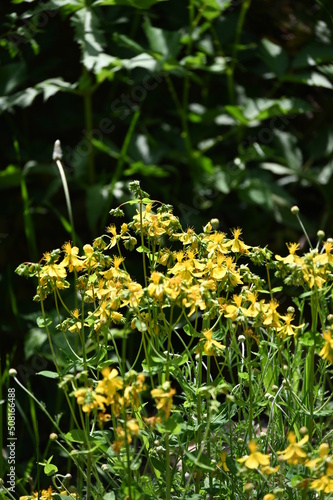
[317,230,325,240]
[300,426,308,435]
[291,205,299,215]
[9,368,17,377]
[49,433,58,441]
[210,218,219,229]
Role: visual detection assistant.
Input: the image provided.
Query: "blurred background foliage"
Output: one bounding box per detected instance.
[1,0,333,484]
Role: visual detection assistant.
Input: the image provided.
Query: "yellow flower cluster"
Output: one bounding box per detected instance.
[19,487,76,499]
[275,241,333,290]
[237,440,279,475]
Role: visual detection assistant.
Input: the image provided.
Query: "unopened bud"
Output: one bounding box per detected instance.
[53,139,63,161]
[210,218,219,229]
[49,433,58,441]
[9,368,17,377]
[291,205,299,215]
[244,482,254,492]
[317,230,325,240]
[300,426,308,435]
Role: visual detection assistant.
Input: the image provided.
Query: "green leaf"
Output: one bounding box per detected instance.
[0,62,27,95]
[299,331,315,347]
[35,78,76,101]
[44,462,58,476]
[282,71,333,89]
[124,161,170,178]
[65,429,86,443]
[93,0,166,8]
[239,178,274,211]
[259,39,289,77]
[184,449,215,472]
[37,371,59,379]
[273,130,303,171]
[143,17,181,59]
[194,0,231,20]
[71,7,106,72]
[292,42,333,69]
[0,165,21,189]
[37,316,53,328]
[103,494,116,500]
[238,372,249,381]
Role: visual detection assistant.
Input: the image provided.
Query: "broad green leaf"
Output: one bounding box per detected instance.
[35,78,76,101]
[124,161,170,177]
[273,130,303,171]
[0,87,39,114]
[44,463,58,476]
[260,163,295,176]
[143,17,181,59]
[103,494,116,500]
[259,39,289,77]
[224,105,249,125]
[65,429,86,443]
[0,165,21,189]
[113,33,146,54]
[184,449,215,472]
[0,62,27,95]
[238,372,249,381]
[37,371,59,379]
[292,42,333,69]
[122,53,161,71]
[37,316,53,328]
[71,7,106,72]
[282,71,333,89]
[194,0,231,21]
[239,178,274,211]
[93,0,166,8]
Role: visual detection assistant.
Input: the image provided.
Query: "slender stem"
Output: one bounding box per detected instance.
[227,0,252,105]
[83,71,95,185]
[247,338,253,441]
[101,109,141,230]
[55,158,76,247]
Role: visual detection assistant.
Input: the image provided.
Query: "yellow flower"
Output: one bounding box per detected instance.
[19,487,76,500]
[319,330,333,363]
[237,441,270,469]
[263,300,281,328]
[61,242,84,271]
[224,294,247,321]
[151,382,176,420]
[310,475,333,493]
[277,431,309,465]
[96,368,123,399]
[74,387,107,413]
[263,495,275,500]
[306,442,330,469]
[275,242,300,264]
[201,329,226,356]
[126,418,140,436]
[261,464,279,475]
[277,312,305,339]
[225,228,250,253]
[218,451,229,472]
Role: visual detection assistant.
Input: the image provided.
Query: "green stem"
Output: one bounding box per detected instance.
[83,78,95,186]
[55,158,76,247]
[227,0,252,105]
[247,338,253,441]
[101,108,141,231]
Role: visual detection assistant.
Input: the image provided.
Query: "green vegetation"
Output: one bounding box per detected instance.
[1,0,333,498]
